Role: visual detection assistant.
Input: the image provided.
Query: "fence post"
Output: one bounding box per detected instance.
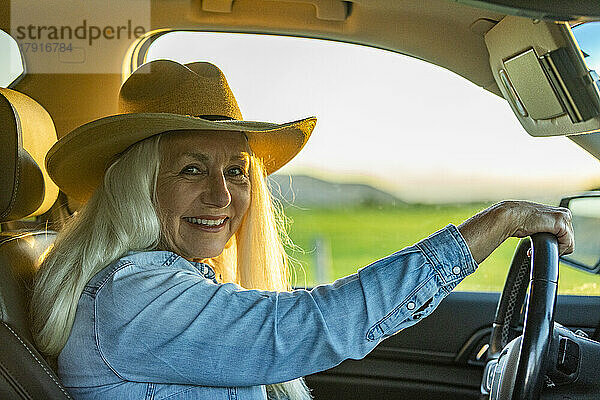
[314,235,331,283]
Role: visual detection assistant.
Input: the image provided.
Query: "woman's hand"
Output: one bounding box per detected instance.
[457,200,574,264]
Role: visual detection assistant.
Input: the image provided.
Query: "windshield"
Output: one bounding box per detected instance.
[573,21,600,90]
[147,31,600,294]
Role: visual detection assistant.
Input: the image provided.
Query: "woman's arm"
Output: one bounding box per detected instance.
[94,225,475,387]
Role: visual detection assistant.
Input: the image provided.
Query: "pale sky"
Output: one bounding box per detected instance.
[146,31,600,203]
[576,22,600,75]
[0,30,23,87]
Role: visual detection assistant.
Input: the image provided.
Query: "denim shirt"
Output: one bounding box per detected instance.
[58,224,477,399]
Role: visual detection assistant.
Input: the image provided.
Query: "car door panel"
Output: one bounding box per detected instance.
[305,291,600,399]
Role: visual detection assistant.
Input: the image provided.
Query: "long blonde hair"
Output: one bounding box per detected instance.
[31,133,311,399]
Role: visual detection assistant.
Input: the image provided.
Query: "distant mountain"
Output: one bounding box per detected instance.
[267,174,404,208]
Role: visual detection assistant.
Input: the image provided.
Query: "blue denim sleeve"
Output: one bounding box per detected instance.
[95,224,477,387]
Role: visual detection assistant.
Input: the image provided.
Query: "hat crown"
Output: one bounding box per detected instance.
[118,60,243,120]
[46,59,316,203]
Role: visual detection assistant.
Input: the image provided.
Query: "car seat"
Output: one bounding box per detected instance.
[0,88,72,399]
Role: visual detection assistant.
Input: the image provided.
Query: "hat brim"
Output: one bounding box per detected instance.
[46,113,317,203]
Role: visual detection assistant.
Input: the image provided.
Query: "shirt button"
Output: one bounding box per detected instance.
[452,266,461,275]
[407,301,416,310]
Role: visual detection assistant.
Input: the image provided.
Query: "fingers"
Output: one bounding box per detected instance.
[555,207,574,256]
[503,201,574,256]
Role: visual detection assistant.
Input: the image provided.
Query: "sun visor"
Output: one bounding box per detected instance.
[0,88,59,221]
[485,16,600,137]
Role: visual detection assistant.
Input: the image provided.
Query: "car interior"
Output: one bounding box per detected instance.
[2,1,600,399]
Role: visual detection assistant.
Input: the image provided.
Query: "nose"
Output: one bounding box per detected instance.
[201,172,231,208]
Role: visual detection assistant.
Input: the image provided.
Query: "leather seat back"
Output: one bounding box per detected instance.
[0,88,71,399]
[0,231,55,343]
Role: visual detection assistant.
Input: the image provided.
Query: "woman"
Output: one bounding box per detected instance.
[31,60,573,400]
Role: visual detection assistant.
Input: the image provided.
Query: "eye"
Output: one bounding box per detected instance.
[180,165,203,175]
[227,166,247,178]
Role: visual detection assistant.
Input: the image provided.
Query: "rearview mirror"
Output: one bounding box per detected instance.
[560,193,600,273]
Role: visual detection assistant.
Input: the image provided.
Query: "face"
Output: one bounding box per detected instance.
[155,130,251,260]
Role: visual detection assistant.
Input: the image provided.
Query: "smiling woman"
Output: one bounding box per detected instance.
[31,60,317,399]
[155,131,252,260]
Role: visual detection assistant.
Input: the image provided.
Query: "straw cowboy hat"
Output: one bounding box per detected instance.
[45,59,317,203]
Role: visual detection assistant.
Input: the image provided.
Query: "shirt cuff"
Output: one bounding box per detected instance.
[415,224,478,288]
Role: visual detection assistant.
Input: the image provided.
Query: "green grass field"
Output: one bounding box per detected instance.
[283,204,600,296]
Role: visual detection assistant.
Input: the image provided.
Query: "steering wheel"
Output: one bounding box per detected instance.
[481,233,559,400]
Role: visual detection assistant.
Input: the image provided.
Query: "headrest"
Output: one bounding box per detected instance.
[0,88,58,222]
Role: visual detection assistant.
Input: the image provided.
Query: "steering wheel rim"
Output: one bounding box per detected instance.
[486,233,559,400]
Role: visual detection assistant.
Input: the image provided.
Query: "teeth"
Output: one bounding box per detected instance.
[185,217,226,227]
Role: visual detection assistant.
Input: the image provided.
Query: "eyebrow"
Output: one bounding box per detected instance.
[181,152,209,163]
[181,152,250,164]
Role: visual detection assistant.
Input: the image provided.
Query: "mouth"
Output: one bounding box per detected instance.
[183,216,229,231]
